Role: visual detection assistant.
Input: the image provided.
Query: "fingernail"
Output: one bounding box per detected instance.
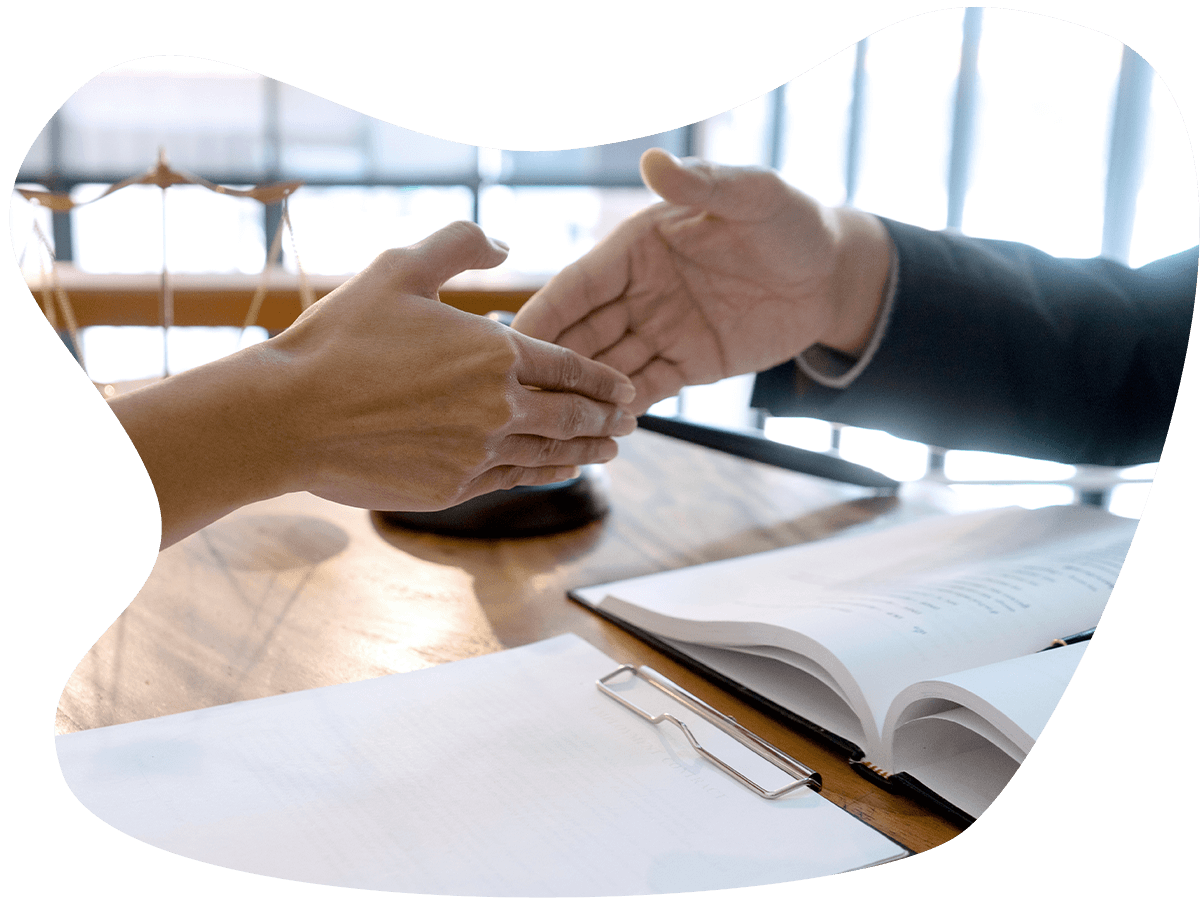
[491,238,510,252]
[616,382,636,405]
[616,412,637,435]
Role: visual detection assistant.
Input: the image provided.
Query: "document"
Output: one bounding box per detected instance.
[572,504,1137,820]
[57,633,906,896]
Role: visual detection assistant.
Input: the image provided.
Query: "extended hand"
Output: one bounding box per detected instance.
[267,221,637,511]
[511,149,892,414]
[112,221,637,548]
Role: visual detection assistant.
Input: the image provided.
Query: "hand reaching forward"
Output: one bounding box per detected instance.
[110,221,636,548]
[511,149,893,414]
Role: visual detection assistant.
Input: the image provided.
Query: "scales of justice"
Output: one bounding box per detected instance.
[17,148,313,379]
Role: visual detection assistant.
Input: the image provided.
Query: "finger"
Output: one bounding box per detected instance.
[628,357,690,416]
[552,294,641,362]
[383,221,509,298]
[509,279,563,343]
[640,147,716,207]
[591,328,658,378]
[492,434,621,469]
[510,388,637,440]
[465,464,585,497]
[510,215,643,343]
[568,277,702,377]
[512,334,637,406]
[640,148,782,223]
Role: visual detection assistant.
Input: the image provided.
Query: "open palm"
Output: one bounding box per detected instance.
[513,149,888,415]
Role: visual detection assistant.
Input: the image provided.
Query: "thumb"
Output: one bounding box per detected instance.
[639,147,715,207]
[639,147,782,223]
[394,220,510,297]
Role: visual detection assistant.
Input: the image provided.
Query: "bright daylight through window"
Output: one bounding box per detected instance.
[13,8,1197,518]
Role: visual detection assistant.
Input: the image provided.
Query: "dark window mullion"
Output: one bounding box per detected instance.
[46,111,75,263]
[263,77,282,268]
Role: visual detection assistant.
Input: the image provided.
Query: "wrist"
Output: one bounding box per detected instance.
[818,209,894,358]
[108,341,301,548]
[218,340,308,502]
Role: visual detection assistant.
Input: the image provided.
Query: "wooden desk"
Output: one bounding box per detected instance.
[57,428,965,854]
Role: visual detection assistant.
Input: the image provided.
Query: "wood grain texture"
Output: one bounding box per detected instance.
[58,427,964,854]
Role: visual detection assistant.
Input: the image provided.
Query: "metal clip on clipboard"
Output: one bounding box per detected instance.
[597,665,822,800]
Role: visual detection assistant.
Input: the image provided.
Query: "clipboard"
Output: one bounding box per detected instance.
[596,663,822,800]
[581,599,977,829]
[56,634,909,894]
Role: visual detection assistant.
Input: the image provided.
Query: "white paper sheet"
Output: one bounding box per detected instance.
[56,634,906,896]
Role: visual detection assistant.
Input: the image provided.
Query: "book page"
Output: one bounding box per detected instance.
[896,740,1018,821]
[581,506,1135,747]
[662,639,872,752]
[56,634,905,896]
[882,641,1089,764]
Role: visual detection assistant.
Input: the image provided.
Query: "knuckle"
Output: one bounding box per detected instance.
[498,329,523,370]
[562,396,588,436]
[447,219,485,242]
[534,437,561,466]
[611,404,632,433]
[493,387,519,433]
[369,247,417,287]
[446,220,497,266]
[479,376,520,436]
[557,348,584,391]
[374,246,409,272]
[484,379,512,417]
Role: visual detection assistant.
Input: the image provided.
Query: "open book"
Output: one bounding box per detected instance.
[571,505,1137,823]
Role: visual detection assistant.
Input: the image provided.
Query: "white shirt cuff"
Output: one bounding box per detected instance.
[795,246,899,390]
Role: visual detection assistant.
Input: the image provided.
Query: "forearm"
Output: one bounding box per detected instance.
[755,222,1197,465]
[108,343,300,549]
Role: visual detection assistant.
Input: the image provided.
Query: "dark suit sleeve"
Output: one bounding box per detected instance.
[751,219,1197,466]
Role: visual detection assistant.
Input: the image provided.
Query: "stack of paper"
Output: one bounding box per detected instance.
[57,634,905,895]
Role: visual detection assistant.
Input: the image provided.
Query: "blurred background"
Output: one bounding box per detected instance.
[11,7,1198,518]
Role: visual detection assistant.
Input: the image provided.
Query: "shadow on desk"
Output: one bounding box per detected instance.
[198,513,350,571]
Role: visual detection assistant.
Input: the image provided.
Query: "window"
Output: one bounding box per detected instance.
[685,8,1193,511]
[14,9,1196,513]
